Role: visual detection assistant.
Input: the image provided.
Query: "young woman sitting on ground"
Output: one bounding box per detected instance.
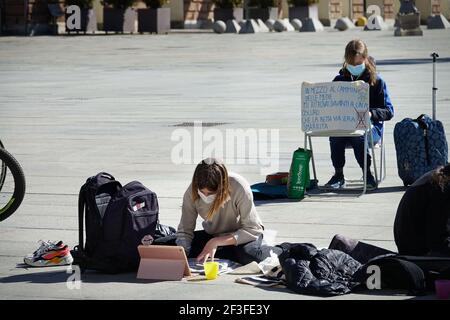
[156,157,281,265]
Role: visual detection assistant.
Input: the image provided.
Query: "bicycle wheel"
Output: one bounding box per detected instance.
[0,140,6,191]
[0,147,26,222]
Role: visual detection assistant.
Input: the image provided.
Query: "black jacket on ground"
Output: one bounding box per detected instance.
[278,243,362,296]
[394,171,450,256]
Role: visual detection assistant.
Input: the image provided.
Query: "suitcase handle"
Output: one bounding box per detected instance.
[415,115,429,131]
[414,115,431,165]
[431,53,439,120]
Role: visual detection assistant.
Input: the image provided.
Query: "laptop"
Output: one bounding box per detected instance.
[137,245,191,280]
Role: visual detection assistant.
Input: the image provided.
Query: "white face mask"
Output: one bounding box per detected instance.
[197,189,216,204]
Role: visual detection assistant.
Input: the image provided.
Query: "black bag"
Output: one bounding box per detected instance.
[393,176,450,257]
[154,223,176,239]
[354,254,450,295]
[71,172,159,274]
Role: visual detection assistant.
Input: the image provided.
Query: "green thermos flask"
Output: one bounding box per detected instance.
[287,148,311,199]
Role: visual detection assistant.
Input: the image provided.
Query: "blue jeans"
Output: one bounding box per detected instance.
[329,127,381,172]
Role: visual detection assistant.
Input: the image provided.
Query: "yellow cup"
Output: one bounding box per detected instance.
[204,261,219,280]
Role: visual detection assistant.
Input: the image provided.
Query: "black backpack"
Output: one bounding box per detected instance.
[71,172,159,274]
[354,254,450,295]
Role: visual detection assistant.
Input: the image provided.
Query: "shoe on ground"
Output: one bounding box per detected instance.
[24,240,73,267]
[365,173,378,191]
[24,240,64,259]
[324,174,345,189]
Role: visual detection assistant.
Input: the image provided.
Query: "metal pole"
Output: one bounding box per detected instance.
[308,135,318,183]
[349,0,353,20]
[361,131,368,196]
[431,52,439,121]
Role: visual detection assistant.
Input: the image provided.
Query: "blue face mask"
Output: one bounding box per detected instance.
[347,62,366,77]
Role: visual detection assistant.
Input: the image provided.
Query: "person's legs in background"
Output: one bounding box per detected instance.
[329,234,394,264]
[350,127,381,189]
[325,137,348,188]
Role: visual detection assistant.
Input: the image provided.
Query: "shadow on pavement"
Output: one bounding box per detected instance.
[254,185,406,205]
[0,268,172,285]
[1,270,75,285]
[319,57,450,68]
[371,186,407,194]
[351,289,436,300]
[304,185,406,197]
[243,285,436,300]
[0,269,439,300]
[254,199,301,206]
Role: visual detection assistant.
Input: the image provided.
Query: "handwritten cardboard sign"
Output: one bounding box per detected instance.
[301,81,370,133]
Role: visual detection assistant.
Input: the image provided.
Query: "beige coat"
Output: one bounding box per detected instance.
[176,172,264,255]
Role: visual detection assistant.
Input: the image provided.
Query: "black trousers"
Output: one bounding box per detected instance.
[329,127,381,171]
[328,234,395,264]
[154,230,282,265]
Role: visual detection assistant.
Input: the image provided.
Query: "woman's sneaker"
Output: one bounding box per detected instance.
[324,174,345,189]
[24,240,73,267]
[26,240,64,257]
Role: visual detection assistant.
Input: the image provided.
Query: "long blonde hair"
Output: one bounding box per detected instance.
[191,158,230,220]
[342,39,378,86]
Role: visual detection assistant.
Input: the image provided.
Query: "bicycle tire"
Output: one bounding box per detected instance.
[0,140,5,191]
[0,147,26,222]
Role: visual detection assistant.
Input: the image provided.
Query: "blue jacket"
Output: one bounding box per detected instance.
[333,68,394,134]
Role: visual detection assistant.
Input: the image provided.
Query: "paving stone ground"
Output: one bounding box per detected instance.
[0,26,449,300]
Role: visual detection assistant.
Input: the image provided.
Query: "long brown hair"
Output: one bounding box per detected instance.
[431,164,450,193]
[191,158,230,220]
[342,39,378,86]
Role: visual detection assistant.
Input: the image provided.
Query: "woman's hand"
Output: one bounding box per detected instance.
[196,238,218,263]
[196,235,237,263]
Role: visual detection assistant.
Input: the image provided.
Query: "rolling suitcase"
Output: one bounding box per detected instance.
[394,53,448,186]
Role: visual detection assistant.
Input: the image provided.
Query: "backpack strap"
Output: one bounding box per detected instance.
[78,184,86,251]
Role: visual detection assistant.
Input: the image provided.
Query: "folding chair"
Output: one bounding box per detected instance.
[301,81,378,196]
[344,122,386,185]
[377,124,386,182]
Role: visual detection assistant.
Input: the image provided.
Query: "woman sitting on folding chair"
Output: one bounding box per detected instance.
[325,39,394,190]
